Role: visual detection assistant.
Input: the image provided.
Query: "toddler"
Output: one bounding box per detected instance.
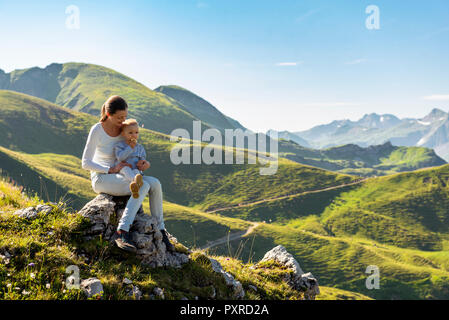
[114,119,150,198]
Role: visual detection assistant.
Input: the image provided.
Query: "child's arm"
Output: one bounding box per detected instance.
[136,145,150,171]
[115,142,134,163]
[138,145,147,162]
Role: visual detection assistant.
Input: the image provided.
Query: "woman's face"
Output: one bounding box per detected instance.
[107,109,128,128]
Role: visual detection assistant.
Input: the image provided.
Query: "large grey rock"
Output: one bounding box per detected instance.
[78,194,189,268]
[81,278,104,298]
[260,245,320,300]
[261,245,304,275]
[78,194,115,235]
[209,257,245,299]
[15,207,39,219]
[13,204,53,219]
[36,204,53,215]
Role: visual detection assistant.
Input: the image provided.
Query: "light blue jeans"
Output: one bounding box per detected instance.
[91,173,165,232]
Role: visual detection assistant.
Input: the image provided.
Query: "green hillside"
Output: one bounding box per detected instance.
[204,164,449,299]
[0,90,95,156]
[154,85,246,132]
[212,164,449,250]
[210,220,449,300]
[0,63,243,135]
[3,135,449,299]
[4,146,449,299]
[0,90,358,209]
[0,146,93,209]
[0,178,372,300]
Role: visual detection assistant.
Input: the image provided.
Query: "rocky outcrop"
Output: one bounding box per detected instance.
[78,193,189,268]
[260,245,320,300]
[13,204,53,219]
[209,257,245,299]
[9,195,321,300]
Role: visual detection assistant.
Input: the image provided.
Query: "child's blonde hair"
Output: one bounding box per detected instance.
[120,119,139,132]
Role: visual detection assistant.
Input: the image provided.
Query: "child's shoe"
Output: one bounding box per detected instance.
[130,182,140,199]
[134,174,143,188]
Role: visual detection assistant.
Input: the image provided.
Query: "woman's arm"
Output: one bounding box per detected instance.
[81,125,111,173]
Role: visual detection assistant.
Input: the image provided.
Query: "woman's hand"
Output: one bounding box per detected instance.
[108,161,132,174]
[137,160,150,171]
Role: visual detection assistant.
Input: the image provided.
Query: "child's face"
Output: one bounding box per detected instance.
[122,124,139,141]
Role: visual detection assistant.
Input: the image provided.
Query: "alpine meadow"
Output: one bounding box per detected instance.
[1,62,449,301]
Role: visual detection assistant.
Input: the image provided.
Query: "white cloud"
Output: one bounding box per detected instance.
[423,94,449,101]
[345,58,368,65]
[275,62,302,67]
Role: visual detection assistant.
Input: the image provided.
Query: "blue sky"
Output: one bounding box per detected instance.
[0,0,448,132]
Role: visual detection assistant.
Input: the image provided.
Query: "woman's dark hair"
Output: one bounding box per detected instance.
[100,95,128,122]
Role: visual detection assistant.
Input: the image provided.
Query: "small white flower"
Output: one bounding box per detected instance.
[22,290,31,295]
[46,283,51,289]
[30,273,35,279]
[6,283,11,288]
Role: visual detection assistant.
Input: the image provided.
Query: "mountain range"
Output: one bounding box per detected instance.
[277,139,446,177]
[1,62,449,299]
[0,62,445,178]
[268,109,449,162]
[0,63,245,135]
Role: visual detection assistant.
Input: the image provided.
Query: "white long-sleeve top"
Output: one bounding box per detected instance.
[81,122,125,179]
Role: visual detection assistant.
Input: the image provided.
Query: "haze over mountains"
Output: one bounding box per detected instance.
[268,109,449,162]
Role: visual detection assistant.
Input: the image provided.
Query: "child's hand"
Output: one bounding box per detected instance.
[127,138,137,149]
[109,161,132,174]
[137,160,150,171]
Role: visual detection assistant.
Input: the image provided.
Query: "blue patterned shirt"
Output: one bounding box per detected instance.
[114,141,147,169]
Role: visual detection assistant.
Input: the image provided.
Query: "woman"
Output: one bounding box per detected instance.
[81,95,174,253]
